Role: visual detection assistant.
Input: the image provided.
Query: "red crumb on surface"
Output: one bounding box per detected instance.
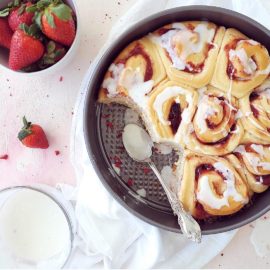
[142,167,151,175]
[221,253,224,256]
[55,150,60,156]
[113,156,122,168]
[116,131,123,139]
[106,121,114,129]
[264,216,268,220]
[102,114,111,118]
[0,154,8,160]
[127,178,133,187]
[59,76,63,82]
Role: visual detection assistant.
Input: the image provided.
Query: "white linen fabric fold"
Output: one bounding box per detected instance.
[70,0,270,268]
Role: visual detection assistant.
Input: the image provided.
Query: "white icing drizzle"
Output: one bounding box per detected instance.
[195,95,219,132]
[234,145,246,154]
[197,162,246,210]
[128,80,154,109]
[153,86,193,125]
[245,153,270,172]
[235,109,243,119]
[238,39,259,46]
[102,63,125,97]
[197,176,229,209]
[154,23,215,71]
[251,144,265,156]
[197,87,207,102]
[154,143,173,155]
[229,48,257,75]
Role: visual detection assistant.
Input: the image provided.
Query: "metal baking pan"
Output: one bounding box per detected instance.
[83,6,270,234]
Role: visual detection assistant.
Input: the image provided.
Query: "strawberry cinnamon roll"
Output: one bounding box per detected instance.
[182,86,244,155]
[146,80,198,145]
[232,144,270,193]
[239,78,270,144]
[98,37,166,105]
[179,151,249,219]
[211,28,270,98]
[150,21,225,88]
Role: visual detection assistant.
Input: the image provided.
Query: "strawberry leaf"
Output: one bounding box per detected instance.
[50,3,72,21]
[45,9,55,28]
[18,116,32,141]
[26,5,37,13]
[19,23,41,38]
[18,129,32,141]
[0,8,10,17]
[34,11,42,28]
[17,4,26,15]
[47,40,56,53]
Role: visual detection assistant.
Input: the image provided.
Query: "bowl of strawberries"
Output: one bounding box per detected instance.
[0,0,79,74]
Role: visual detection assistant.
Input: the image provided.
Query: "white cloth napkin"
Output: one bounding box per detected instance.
[70,0,270,268]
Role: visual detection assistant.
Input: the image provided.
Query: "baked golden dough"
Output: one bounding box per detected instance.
[182,86,244,155]
[239,78,270,144]
[97,21,270,220]
[99,36,166,103]
[232,144,270,193]
[211,28,270,98]
[146,80,198,145]
[151,21,225,88]
[179,151,249,218]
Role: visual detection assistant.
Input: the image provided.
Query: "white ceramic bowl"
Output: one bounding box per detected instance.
[0,0,80,76]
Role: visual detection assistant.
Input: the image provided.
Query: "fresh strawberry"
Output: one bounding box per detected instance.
[39,3,75,46]
[9,23,44,70]
[18,116,49,149]
[8,2,35,31]
[0,18,13,49]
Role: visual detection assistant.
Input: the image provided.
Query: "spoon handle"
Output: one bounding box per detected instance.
[148,160,202,243]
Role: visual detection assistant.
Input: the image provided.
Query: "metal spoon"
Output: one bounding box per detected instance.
[122,123,202,243]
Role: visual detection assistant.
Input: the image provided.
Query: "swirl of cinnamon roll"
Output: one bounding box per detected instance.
[211,28,270,98]
[150,21,225,88]
[179,151,249,219]
[239,78,270,144]
[182,86,244,155]
[145,81,198,144]
[232,144,270,193]
[98,37,166,105]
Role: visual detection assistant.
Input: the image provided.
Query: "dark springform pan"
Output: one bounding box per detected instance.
[83,6,270,234]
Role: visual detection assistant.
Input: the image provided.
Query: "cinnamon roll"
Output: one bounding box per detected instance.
[179,151,249,218]
[146,80,198,145]
[182,86,244,155]
[98,37,166,104]
[150,21,225,88]
[239,78,270,144]
[211,28,270,98]
[233,144,270,193]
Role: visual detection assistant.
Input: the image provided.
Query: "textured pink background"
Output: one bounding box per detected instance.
[0,0,269,268]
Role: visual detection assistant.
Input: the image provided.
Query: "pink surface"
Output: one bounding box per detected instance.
[0,0,269,267]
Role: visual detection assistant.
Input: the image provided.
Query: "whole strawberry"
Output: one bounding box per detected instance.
[8,2,35,31]
[9,23,44,70]
[39,3,75,46]
[18,116,49,149]
[0,18,13,49]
